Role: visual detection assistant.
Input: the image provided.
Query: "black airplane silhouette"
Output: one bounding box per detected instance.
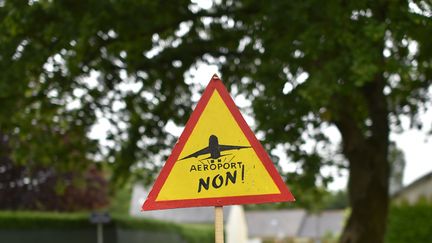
[179,135,250,161]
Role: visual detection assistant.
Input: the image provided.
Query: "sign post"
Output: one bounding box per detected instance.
[215,206,224,243]
[142,75,295,242]
[89,212,111,243]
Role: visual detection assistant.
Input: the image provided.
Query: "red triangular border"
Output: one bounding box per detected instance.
[142,75,295,210]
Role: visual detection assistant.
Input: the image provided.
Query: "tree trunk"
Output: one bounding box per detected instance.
[336,80,390,243]
[339,141,389,243]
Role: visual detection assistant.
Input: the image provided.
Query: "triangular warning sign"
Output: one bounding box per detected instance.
[142,75,295,210]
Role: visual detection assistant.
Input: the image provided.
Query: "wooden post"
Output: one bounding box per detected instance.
[215,206,224,243]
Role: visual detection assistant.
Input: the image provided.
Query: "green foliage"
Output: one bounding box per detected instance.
[0,211,213,243]
[177,224,214,243]
[1,1,432,240]
[200,0,432,191]
[386,204,432,243]
[0,0,200,184]
[322,231,339,243]
[114,214,176,231]
[0,211,92,229]
[321,190,349,210]
[190,2,431,239]
[109,183,132,215]
[1,0,430,189]
[0,158,109,211]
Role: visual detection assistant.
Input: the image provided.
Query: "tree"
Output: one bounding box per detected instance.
[1,1,431,242]
[194,1,431,242]
[0,132,109,211]
[0,0,199,184]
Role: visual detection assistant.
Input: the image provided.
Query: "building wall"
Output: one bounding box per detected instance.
[394,177,432,204]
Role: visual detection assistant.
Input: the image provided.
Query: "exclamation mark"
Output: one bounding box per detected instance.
[241,164,245,183]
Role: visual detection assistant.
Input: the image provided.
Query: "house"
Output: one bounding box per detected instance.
[393,171,432,204]
[245,209,345,243]
[129,184,248,243]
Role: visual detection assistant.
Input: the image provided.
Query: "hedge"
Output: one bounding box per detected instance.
[0,211,92,229]
[0,211,213,243]
[386,203,432,243]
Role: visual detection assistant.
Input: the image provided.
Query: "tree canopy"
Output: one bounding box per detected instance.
[0,0,200,183]
[1,0,431,242]
[198,1,431,242]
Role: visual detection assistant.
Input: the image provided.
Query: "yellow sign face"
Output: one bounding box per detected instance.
[157,90,279,200]
[142,75,294,210]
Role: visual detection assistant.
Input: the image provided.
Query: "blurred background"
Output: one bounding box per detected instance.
[0,0,431,243]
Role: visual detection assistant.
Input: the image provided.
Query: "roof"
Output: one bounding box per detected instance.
[392,171,432,198]
[298,210,345,238]
[245,209,307,238]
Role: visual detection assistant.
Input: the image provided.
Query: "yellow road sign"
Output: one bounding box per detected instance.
[142,75,294,210]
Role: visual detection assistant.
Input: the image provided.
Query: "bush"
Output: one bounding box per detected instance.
[0,211,213,243]
[0,211,92,229]
[386,203,432,243]
[177,224,214,243]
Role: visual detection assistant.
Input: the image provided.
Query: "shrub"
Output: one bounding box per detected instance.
[0,211,213,243]
[386,203,432,243]
[0,211,92,229]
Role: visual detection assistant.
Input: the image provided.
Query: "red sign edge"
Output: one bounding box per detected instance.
[142,75,295,211]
